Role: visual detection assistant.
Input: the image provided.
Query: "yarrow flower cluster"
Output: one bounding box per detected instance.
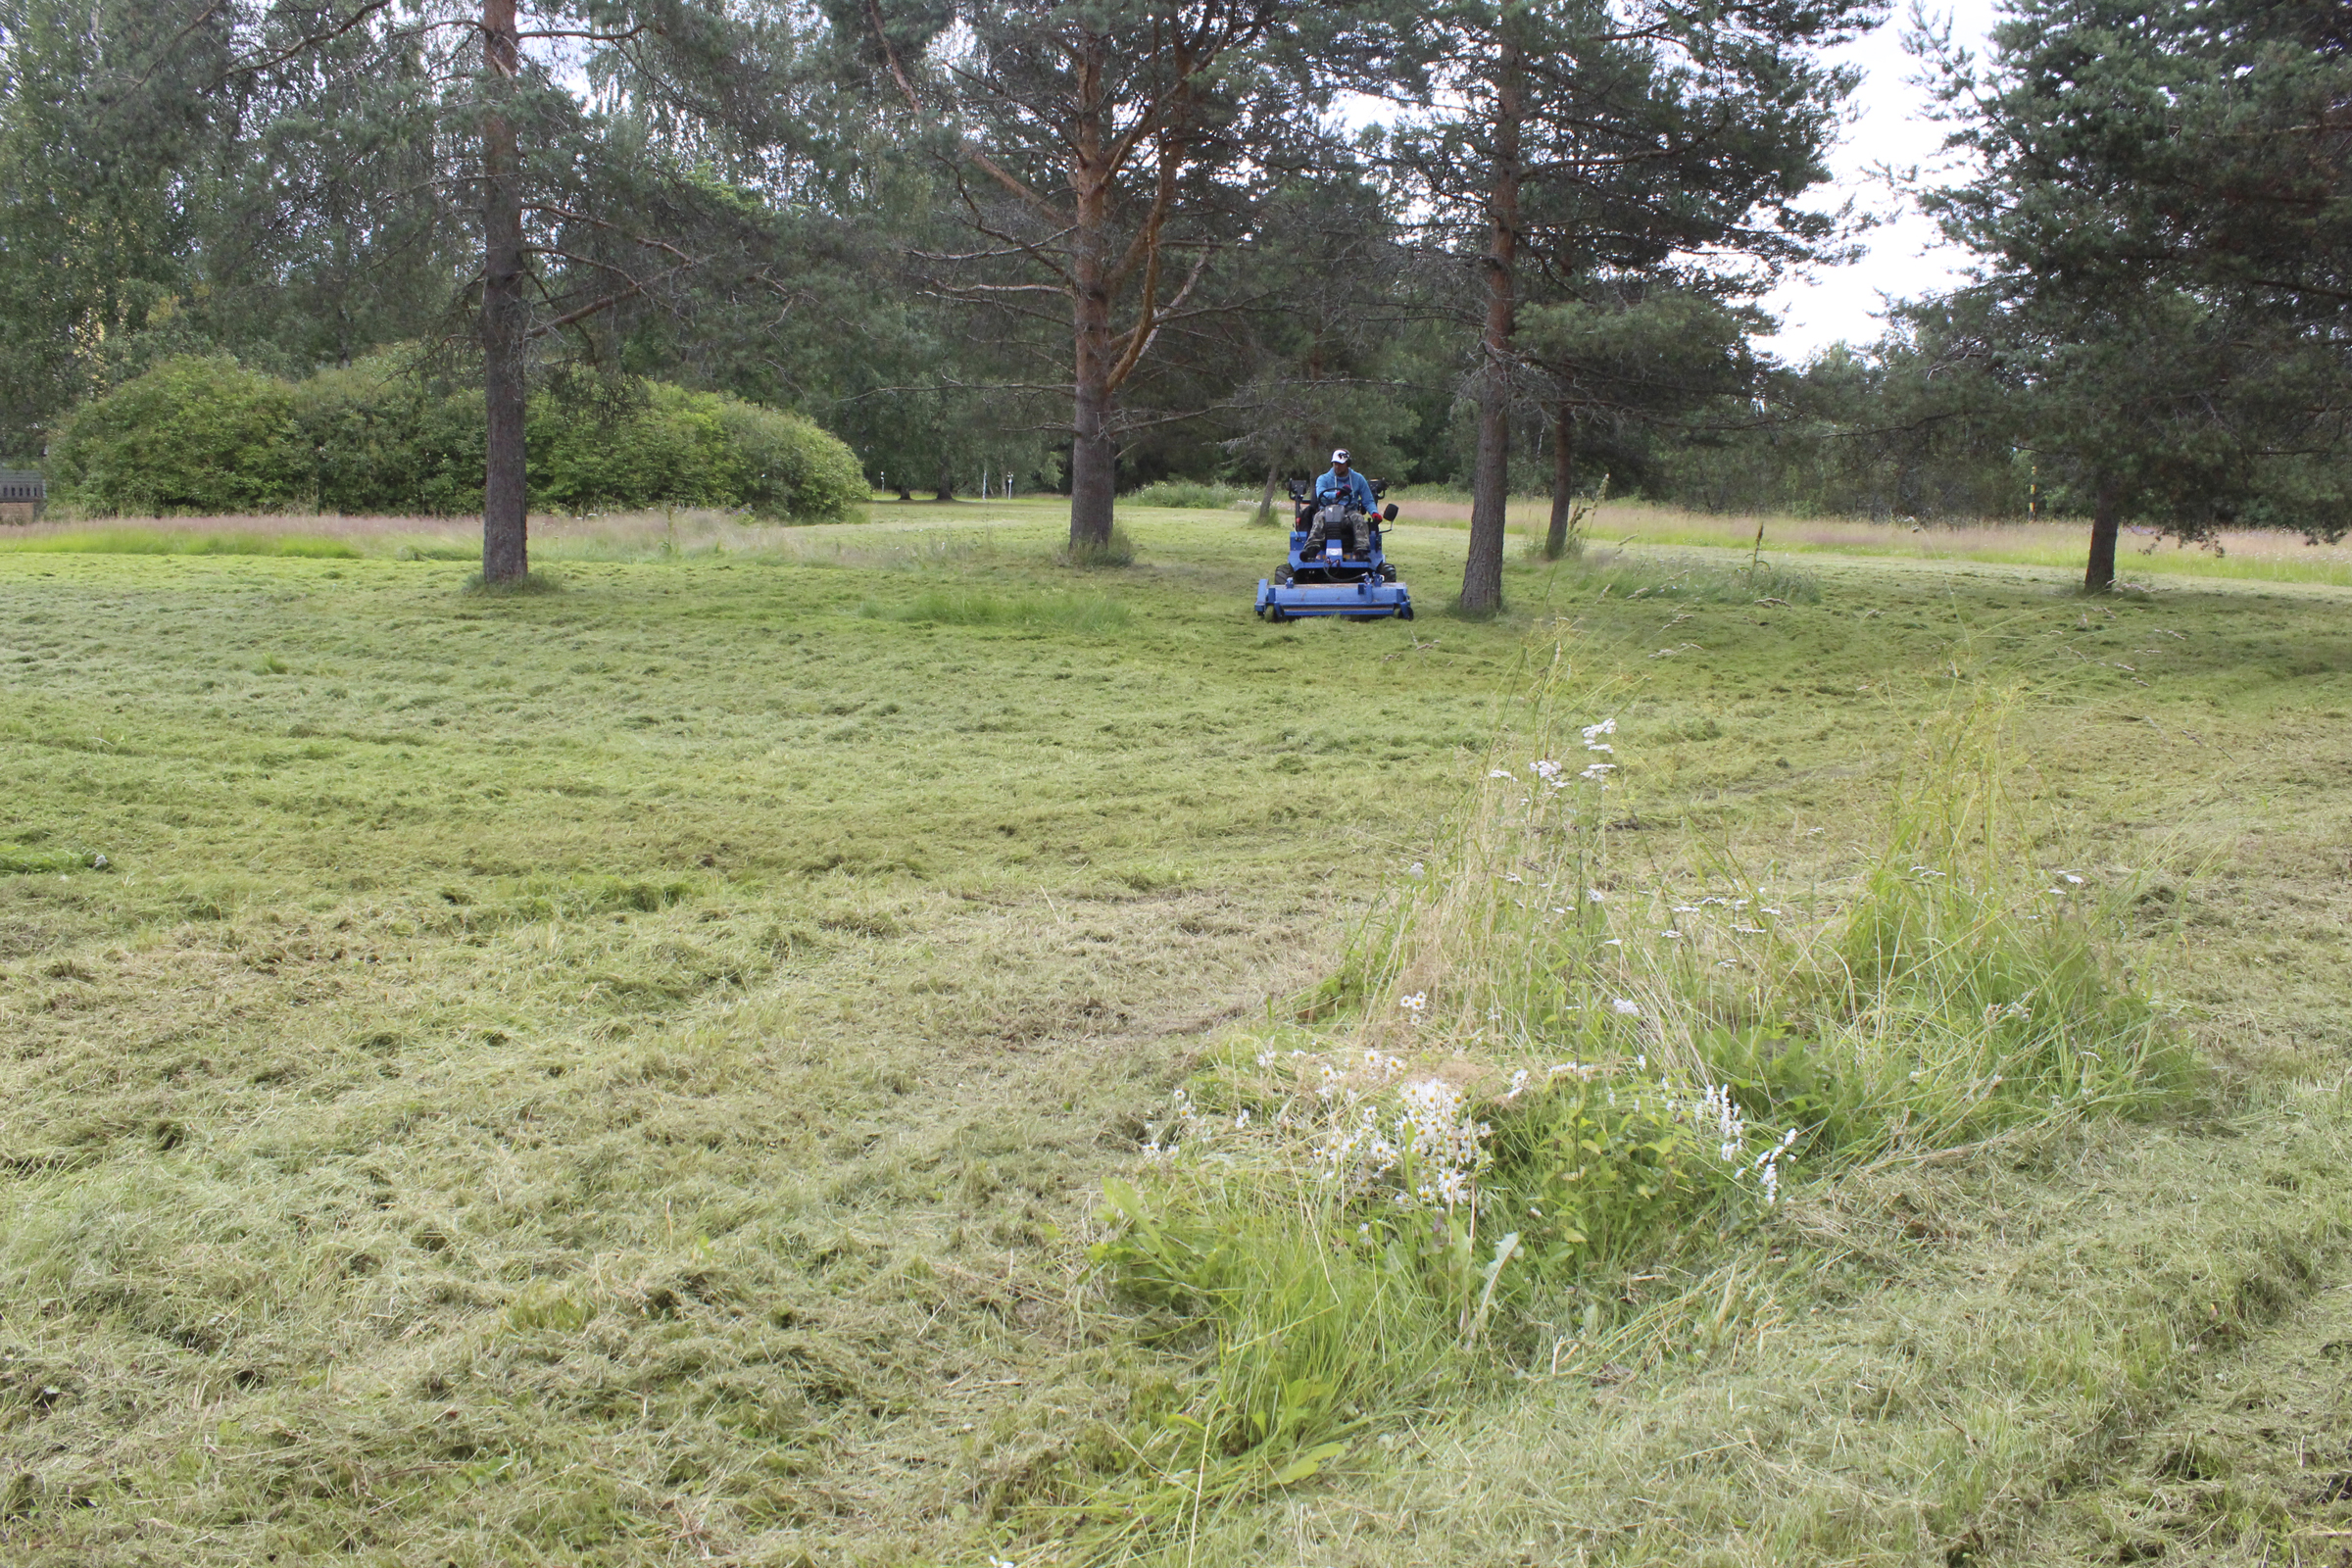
[1321,1075,1493,1210]
[1131,1043,1800,1257]
[1689,1084,1800,1205]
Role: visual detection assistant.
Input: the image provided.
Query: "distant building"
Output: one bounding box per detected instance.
[0,470,43,522]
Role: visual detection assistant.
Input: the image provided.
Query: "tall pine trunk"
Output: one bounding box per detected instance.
[1256,459,1280,525]
[1543,403,1576,559]
[479,0,528,585]
[1066,53,1116,553]
[2085,479,2121,591]
[1460,17,1524,615]
[1069,296,1116,545]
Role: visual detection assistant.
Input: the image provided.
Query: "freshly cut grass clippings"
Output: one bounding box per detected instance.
[859,589,1131,631]
[1,504,2348,1566]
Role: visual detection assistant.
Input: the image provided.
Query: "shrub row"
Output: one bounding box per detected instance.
[46,354,867,521]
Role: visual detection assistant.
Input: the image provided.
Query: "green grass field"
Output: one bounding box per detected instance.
[3,501,2350,1566]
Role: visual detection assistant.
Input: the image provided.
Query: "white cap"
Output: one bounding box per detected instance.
[1331,448,1349,464]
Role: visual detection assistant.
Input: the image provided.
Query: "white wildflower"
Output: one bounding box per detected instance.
[1399,992,1428,1013]
[1612,999,1641,1016]
[1693,1084,1750,1165]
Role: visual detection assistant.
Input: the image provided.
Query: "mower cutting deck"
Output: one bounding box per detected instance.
[1254,479,1415,621]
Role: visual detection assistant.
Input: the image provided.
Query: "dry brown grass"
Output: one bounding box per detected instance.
[1387,497,2352,587]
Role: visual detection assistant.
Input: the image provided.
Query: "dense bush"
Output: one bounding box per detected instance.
[302,360,488,515]
[50,356,310,514]
[694,390,868,521]
[52,355,866,521]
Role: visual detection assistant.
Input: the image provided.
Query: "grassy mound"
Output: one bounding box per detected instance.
[1064,652,2192,1553]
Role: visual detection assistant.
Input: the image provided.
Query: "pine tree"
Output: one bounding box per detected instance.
[1920,0,2352,587]
[847,0,1306,556]
[1388,0,1875,612]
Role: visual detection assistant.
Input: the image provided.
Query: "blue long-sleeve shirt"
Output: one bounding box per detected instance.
[1313,467,1377,512]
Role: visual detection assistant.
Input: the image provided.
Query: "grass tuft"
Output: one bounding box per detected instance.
[1554,549,1824,605]
[1060,524,1140,568]
[461,568,563,595]
[1067,641,2192,1558]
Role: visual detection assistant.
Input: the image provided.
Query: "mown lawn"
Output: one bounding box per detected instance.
[2,502,2348,1566]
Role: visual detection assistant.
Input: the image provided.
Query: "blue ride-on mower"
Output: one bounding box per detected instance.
[1253,477,1413,621]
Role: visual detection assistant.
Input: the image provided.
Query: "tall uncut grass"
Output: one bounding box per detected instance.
[0,527,361,559]
[1126,479,1247,510]
[1066,640,2190,1559]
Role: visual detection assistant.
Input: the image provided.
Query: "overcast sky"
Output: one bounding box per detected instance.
[1753,0,2004,364]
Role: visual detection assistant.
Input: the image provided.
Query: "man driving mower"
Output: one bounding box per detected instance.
[1305,449,1378,557]
[1255,445,1413,619]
